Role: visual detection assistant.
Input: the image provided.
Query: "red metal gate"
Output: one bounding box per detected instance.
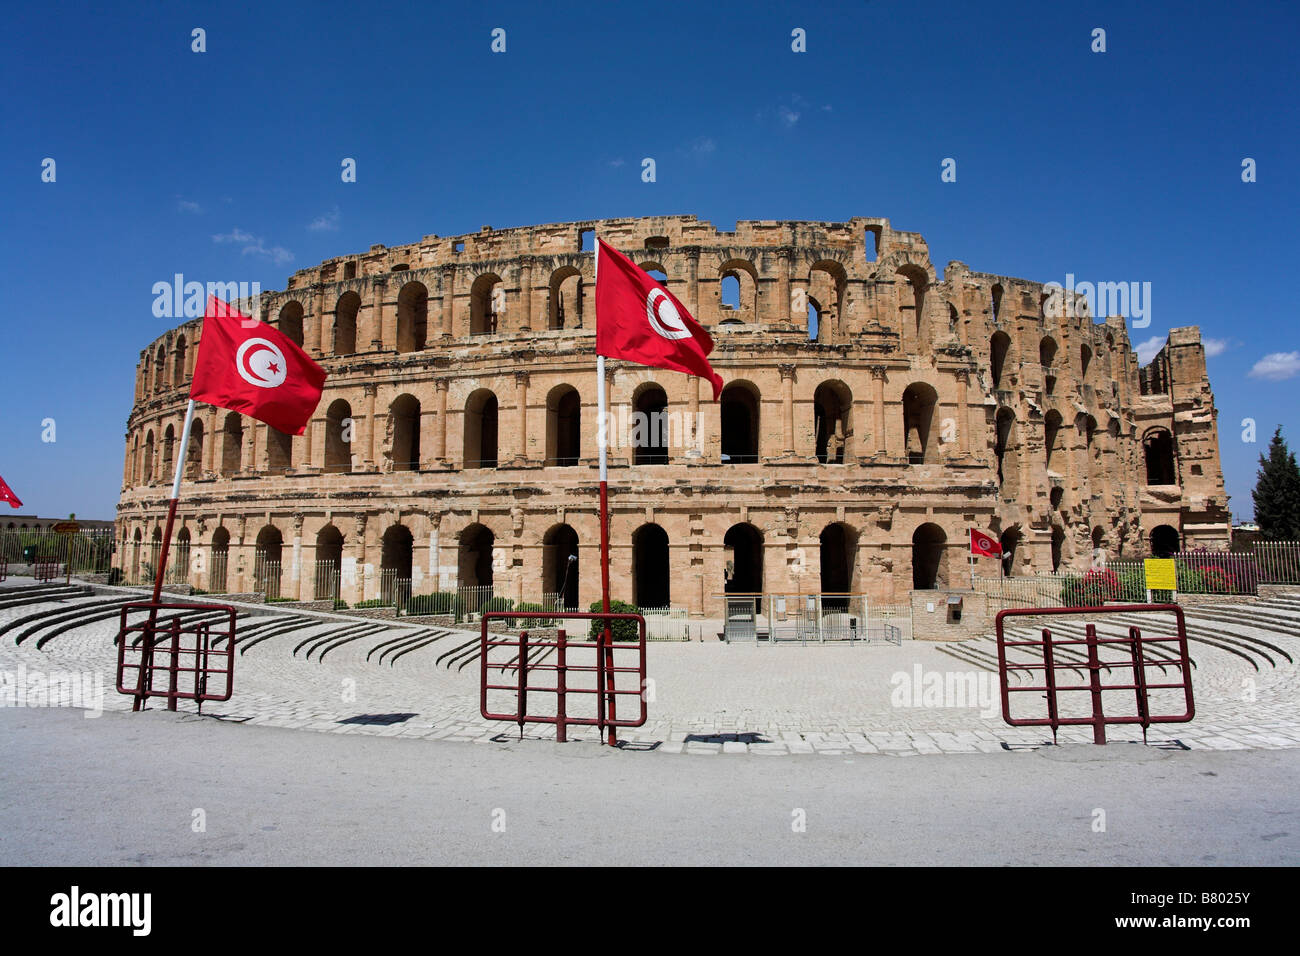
[995,604,1194,744]
[480,611,647,745]
[116,602,237,712]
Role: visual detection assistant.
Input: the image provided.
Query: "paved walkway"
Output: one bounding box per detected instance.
[3,579,1300,756]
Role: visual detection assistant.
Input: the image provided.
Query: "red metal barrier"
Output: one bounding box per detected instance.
[116,602,237,713]
[995,604,1194,744]
[480,611,647,745]
[33,559,61,583]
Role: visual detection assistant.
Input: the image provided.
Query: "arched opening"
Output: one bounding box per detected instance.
[173,336,187,386]
[542,524,580,610]
[325,399,352,473]
[130,434,140,485]
[388,394,421,471]
[396,281,428,353]
[723,523,764,608]
[819,523,858,594]
[161,425,175,479]
[254,525,283,599]
[380,524,413,605]
[464,390,499,469]
[720,383,759,463]
[173,528,191,585]
[548,266,583,330]
[1150,524,1180,558]
[1091,525,1106,557]
[221,413,242,476]
[142,431,155,483]
[1143,429,1176,485]
[995,407,1017,491]
[632,384,669,465]
[1040,336,1059,394]
[902,383,939,464]
[147,527,161,581]
[1080,343,1092,379]
[470,273,502,336]
[720,274,740,310]
[334,291,360,355]
[990,331,1011,389]
[278,301,304,347]
[814,381,852,464]
[267,427,293,475]
[210,527,229,592]
[897,265,928,342]
[1051,526,1066,572]
[912,523,947,590]
[458,524,495,590]
[315,525,343,600]
[1044,410,1064,471]
[806,295,822,339]
[991,283,1003,322]
[809,262,846,343]
[154,345,167,393]
[185,419,204,479]
[546,385,581,466]
[718,260,758,322]
[999,526,1022,577]
[632,524,670,608]
[131,529,143,584]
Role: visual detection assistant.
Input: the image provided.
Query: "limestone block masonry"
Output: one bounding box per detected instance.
[115,216,1231,615]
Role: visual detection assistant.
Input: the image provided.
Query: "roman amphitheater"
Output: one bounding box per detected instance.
[114,215,1231,620]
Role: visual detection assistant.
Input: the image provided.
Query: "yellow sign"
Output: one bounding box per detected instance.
[1144,558,1177,591]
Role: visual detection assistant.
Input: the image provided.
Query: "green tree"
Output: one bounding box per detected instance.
[1252,427,1300,540]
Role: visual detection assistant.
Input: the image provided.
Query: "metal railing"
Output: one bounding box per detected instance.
[1251,540,1300,584]
[314,560,341,602]
[714,593,904,645]
[379,570,412,610]
[252,555,281,601]
[209,550,229,593]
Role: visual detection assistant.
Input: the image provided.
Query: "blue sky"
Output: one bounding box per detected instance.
[1,0,1296,520]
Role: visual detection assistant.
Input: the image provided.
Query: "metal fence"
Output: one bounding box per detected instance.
[314,559,341,602]
[1251,541,1300,584]
[0,529,115,578]
[714,593,904,645]
[639,605,691,641]
[252,554,281,601]
[209,549,228,593]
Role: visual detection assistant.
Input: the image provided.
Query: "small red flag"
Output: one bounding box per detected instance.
[190,297,327,436]
[970,529,1002,557]
[0,473,22,509]
[595,239,724,400]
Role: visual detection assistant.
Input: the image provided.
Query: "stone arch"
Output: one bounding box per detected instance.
[396,281,428,353]
[1080,343,1093,379]
[991,283,1004,322]
[388,393,422,471]
[1040,336,1059,394]
[542,523,580,609]
[814,380,852,464]
[458,523,495,589]
[912,523,947,590]
[210,526,229,591]
[267,427,293,475]
[990,331,1012,389]
[545,384,581,467]
[1051,525,1066,572]
[1150,524,1180,557]
[154,344,167,393]
[720,381,760,463]
[173,335,188,387]
[464,389,499,469]
[143,430,156,483]
[1043,410,1064,471]
[161,424,175,479]
[1143,428,1176,485]
[995,406,1018,491]
[548,265,583,330]
[254,524,283,597]
[632,523,670,608]
[325,399,352,473]
[221,412,243,476]
[723,522,764,600]
[380,524,414,602]
[718,258,757,322]
[809,260,847,343]
[896,264,928,344]
[334,290,360,355]
[315,524,344,599]
[469,273,502,335]
[819,522,858,593]
[632,382,669,465]
[175,528,192,584]
[902,382,939,464]
[278,301,305,347]
[186,418,204,479]
[999,525,1022,577]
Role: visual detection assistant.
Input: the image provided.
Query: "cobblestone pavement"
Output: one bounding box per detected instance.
[3,580,1299,757]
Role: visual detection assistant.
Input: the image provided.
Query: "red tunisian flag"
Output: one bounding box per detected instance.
[190,297,326,435]
[0,473,22,509]
[595,239,724,400]
[970,529,1003,557]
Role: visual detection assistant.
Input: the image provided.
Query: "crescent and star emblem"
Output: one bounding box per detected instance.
[235,338,288,389]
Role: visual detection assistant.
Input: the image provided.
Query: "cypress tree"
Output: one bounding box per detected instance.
[1252,427,1300,540]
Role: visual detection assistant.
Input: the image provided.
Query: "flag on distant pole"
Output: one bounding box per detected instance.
[592,238,722,744]
[970,529,1002,557]
[0,474,22,509]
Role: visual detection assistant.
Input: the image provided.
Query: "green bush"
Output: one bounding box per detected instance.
[482,596,515,614]
[333,599,349,610]
[1115,568,1146,602]
[515,601,548,629]
[353,598,391,609]
[588,599,641,642]
[265,596,296,604]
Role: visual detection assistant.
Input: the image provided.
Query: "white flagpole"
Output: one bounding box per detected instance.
[595,239,616,745]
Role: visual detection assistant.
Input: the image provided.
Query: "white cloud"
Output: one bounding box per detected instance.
[1202,337,1229,357]
[307,206,340,232]
[691,137,716,155]
[1134,336,1164,364]
[1249,351,1300,381]
[777,106,801,127]
[176,198,202,214]
[608,157,625,167]
[213,228,294,266]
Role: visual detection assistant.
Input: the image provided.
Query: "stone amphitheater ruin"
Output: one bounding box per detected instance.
[114,215,1231,623]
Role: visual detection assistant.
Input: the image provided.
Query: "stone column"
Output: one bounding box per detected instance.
[369,277,385,352]
[514,371,529,464]
[311,284,325,357]
[955,368,970,456]
[689,375,701,457]
[290,513,305,599]
[205,409,218,475]
[518,257,533,332]
[434,379,448,463]
[353,513,369,602]
[870,366,887,455]
[683,246,700,318]
[441,265,456,339]
[779,364,796,456]
[776,247,793,326]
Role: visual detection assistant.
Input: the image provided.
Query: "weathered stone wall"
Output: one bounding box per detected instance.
[115,216,1231,615]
